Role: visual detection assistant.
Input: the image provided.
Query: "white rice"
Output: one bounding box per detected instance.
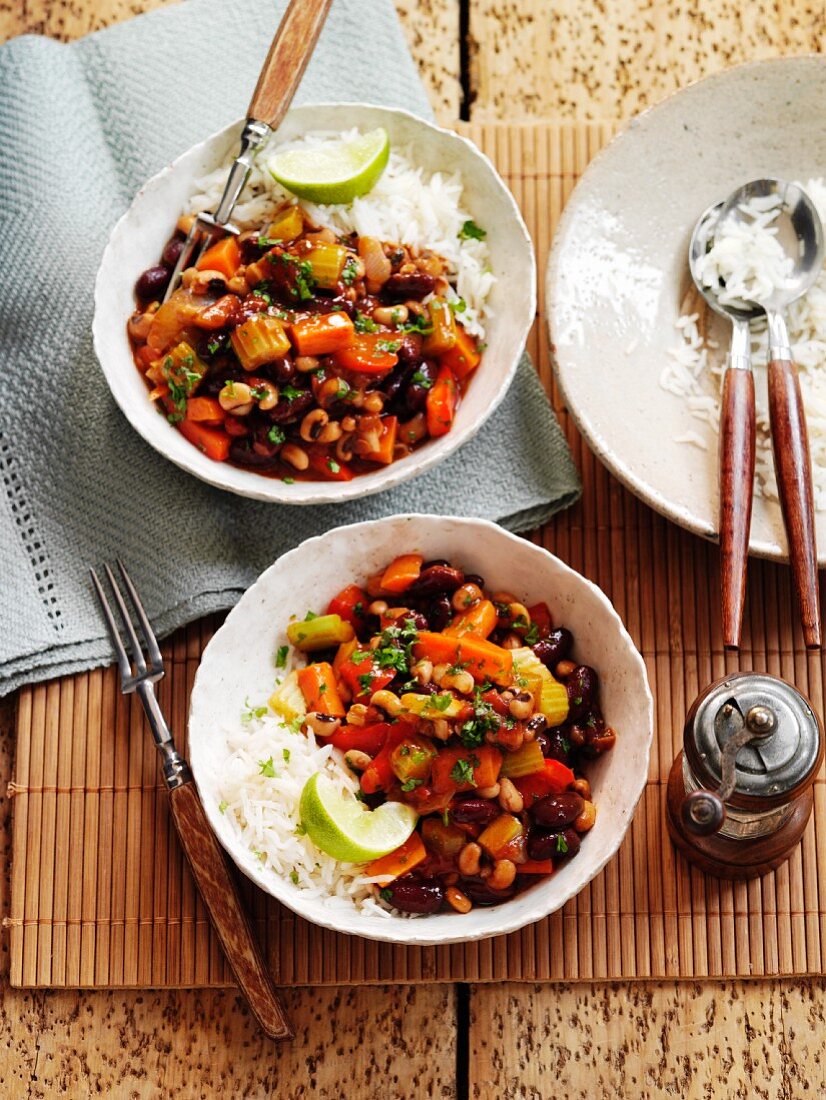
[215,683,397,917]
[664,178,826,509]
[187,128,494,339]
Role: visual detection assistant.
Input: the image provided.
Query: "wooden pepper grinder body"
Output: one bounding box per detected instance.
[666,672,823,879]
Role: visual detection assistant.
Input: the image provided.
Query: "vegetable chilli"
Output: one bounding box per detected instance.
[273,553,617,916]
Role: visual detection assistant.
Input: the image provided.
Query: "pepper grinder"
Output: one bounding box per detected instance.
[666,672,823,879]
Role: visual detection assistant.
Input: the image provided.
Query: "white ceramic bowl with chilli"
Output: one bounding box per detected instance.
[93,103,535,505]
[188,514,653,946]
[547,56,826,562]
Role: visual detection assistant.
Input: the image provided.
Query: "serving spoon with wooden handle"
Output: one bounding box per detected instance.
[164,0,334,302]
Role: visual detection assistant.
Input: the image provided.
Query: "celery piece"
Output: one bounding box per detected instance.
[268,669,306,723]
[400,692,466,719]
[422,298,457,356]
[510,647,569,726]
[477,813,523,859]
[305,243,348,289]
[286,613,355,652]
[266,205,304,242]
[499,740,545,779]
[230,315,291,371]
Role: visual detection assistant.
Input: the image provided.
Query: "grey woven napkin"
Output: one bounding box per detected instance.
[0,0,580,697]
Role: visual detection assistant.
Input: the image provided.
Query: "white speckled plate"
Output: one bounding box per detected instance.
[548,57,826,562]
[94,103,534,506]
[188,514,653,946]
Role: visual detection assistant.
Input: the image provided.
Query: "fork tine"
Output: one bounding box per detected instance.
[102,563,148,678]
[90,567,133,689]
[116,559,164,673]
[162,220,206,303]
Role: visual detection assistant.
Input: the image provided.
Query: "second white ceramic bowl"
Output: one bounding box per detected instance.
[188,514,653,946]
[93,103,535,505]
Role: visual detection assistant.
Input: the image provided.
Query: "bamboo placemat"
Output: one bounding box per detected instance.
[9,120,826,988]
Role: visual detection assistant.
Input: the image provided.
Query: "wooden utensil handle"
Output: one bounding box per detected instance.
[248,0,334,128]
[768,357,821,648]
[168,781,293,1041]
[719,368,755,648]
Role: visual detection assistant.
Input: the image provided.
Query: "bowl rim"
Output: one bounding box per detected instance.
[546,55,826,563]
[187,513,654,946]
[92,102,536,506]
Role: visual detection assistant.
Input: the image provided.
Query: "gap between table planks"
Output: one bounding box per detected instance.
[9,119,826,990]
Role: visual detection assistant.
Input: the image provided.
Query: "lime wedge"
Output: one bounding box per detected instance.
[299,771,417,862]
[267,128,390,205]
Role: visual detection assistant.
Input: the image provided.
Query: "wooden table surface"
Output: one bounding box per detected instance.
[2,1,826,1096]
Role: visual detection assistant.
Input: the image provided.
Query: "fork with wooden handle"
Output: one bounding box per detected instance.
[164,0,334,300]
[90,561,293,1041]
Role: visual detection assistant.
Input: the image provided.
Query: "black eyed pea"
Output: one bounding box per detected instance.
[430,718,451,741]
[219,380,254,416]
[300,408,330,443]
[508,691,534,720]
[574,800,597,832]
[304,712,341,737]
[362,391,385,414]
[441,668,474,695]
[501,633,524,651]
[368,599,389,617]
[411,659,433,686]
[457,841,482,877]
[489,859,517,890]
[295,355,320,373]
[372,305,408,327]
[346,703,369,726]
[370,689,404,716]
[556,659,577,678]
[127,310,155,341]
[571,777,592,801]
[280,443,309,471]
[452,582,483,611]
[476,783,501,799]
[317,377,349,409]
[344,749,372,772]
[189,268,226,295]
[507,602,531,630]
[431,663,451,686]
[445,886,472,914]
[498,777,524,814]
[250,380,279,411]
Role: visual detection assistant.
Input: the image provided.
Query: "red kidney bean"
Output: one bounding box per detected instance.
[451,797,500,826]
[532,628,574,670]
[527,826,580,861]
[422,558,451,568]
[161,237,185,269]
[532,792,584,828]
[400,611,429,631]
[383,271,436,301]
[269,389,314,424]
[229,440,279,468]
[464,573,486,588]
[407,565,464,595]
[537,725,571,763]
[269,357,297,384]
[136,265,170,299]
[566,666,599,721]
[462,879,516,905]
[404,360,437,413]
[383,878,444,914]
[396,333,424,362]
[422,593,453,632]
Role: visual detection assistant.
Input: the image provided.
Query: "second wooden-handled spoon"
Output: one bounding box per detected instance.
[720,178,824,648]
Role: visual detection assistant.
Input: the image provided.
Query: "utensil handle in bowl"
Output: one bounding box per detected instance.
[719,367,755,648]
[168,780,294,1041]
[768,357,821,648]
[248,0,334,129]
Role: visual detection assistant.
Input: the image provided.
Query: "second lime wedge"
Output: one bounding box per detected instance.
[299,771,417,862]
[267,128,390,205]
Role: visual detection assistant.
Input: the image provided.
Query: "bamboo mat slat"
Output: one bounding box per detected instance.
[9,119,826,988]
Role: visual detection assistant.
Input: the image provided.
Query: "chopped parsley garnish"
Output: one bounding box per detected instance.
[288,716,304,735]
[523,622,540,645]
[328,459,341,474]
[282,384,303,401]
[372,618,419,676]
[400,778,423,791]
[341,255,360,286]
[250,385,269,400]
[257,236,282,248]
[398,313,433,335]
[282,748,291,763]
[275,644,289,668]
[218,799,228,814]
[459,687,502,748]
[459,219,487,241]
[354,311,379,334]
[442,808,451,827]
[282,477,296,485]
[242,697,268,723]
[450,756,479,787]
[268,425,286,446]
[376,339,401,353]
[411,370,433,390]
[430,693,453,712]
[379,887,394,902]
[289,870,300,885]
[304,610,318,621]
[450,297,467,314]
[561,737,571,754]
[252,283,272,304]
[358,672,375,693]
[556,834,569,855]
[258,757,277,778]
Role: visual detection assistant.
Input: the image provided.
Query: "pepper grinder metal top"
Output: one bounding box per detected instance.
[666,672,823,879]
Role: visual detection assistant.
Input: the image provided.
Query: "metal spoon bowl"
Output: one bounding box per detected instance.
[689,199,762,326]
